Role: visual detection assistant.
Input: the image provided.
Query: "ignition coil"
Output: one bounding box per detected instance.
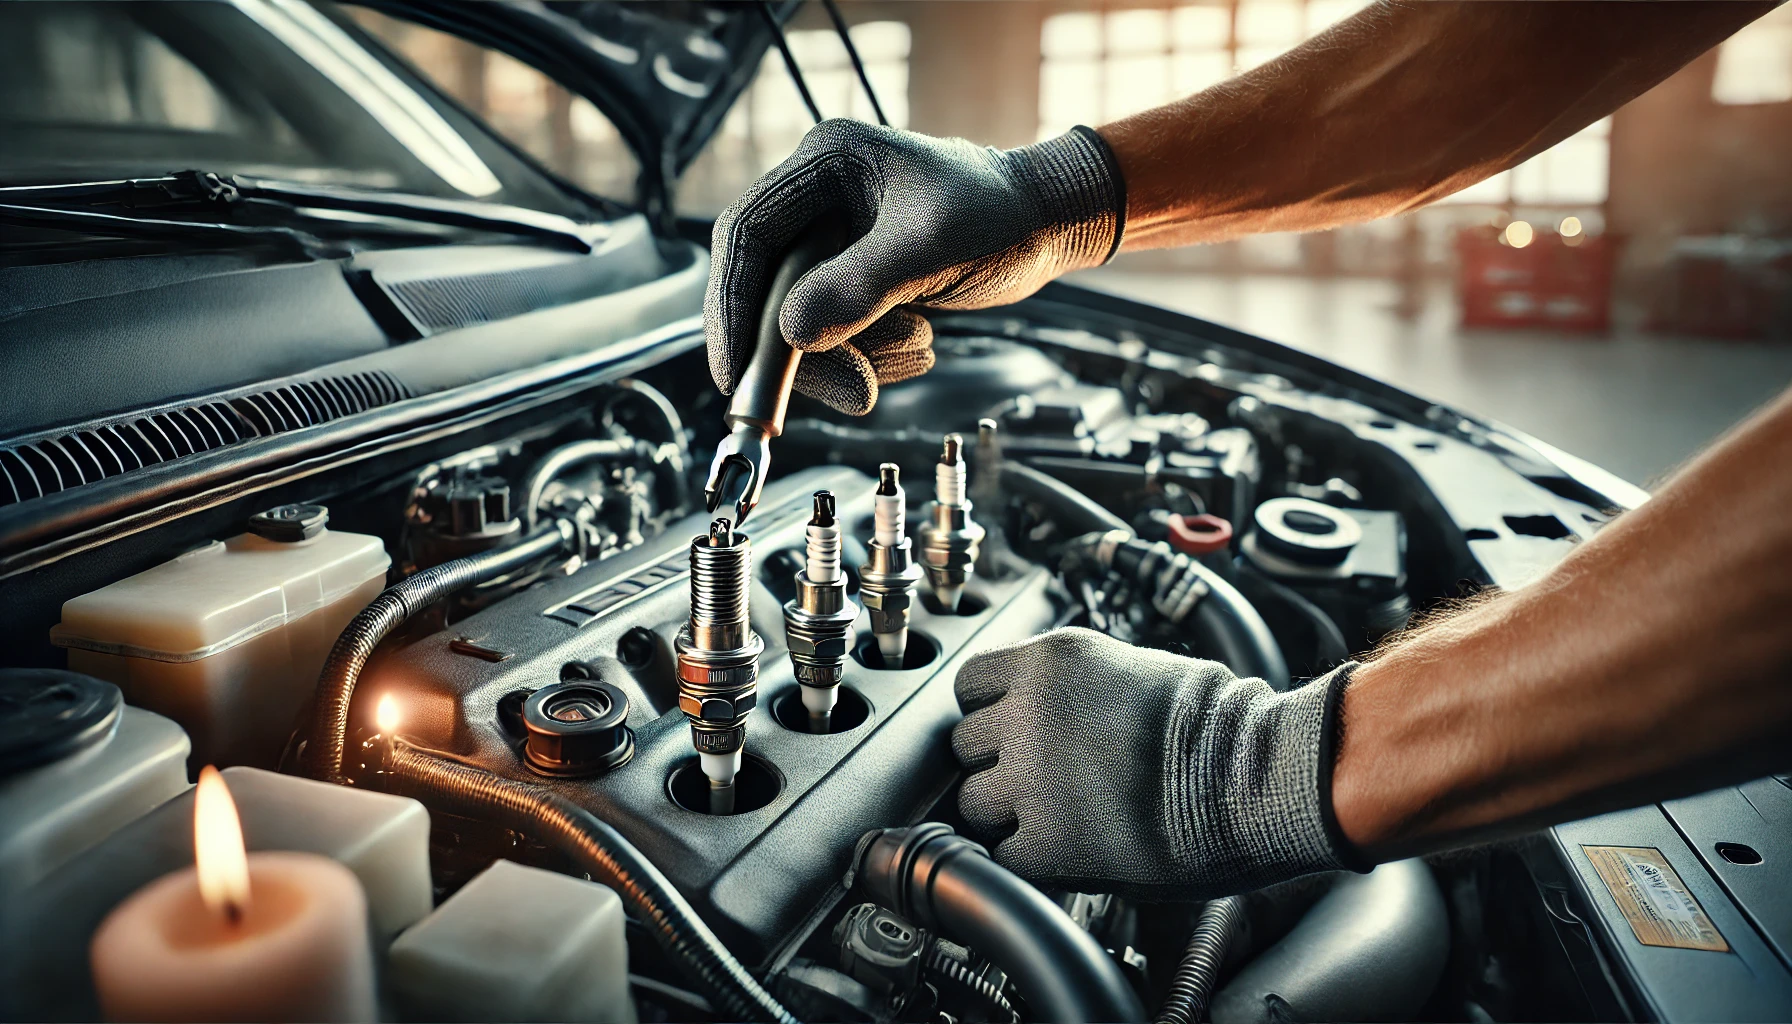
[783,491,859,732]
[917,434,985,613]
[859,464,923,667]
[674,518,764,813]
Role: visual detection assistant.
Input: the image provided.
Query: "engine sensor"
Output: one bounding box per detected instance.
[674,518,764,813]
[859,465,924,666]
[917,434,985,613]
[783,491,859,731]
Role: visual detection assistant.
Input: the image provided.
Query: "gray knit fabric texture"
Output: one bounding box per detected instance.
[952,628,1352,901]
[706,119,1120,415]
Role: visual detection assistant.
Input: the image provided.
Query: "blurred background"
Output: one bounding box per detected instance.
[354,1,1792,486]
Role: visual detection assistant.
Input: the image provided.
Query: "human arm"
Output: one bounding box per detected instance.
[1104,0,1776,248]
[949,388,1792,896]
[706,2,1773,412]
[1332,387,1792,861]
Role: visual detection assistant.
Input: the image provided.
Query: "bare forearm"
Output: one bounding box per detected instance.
[1099,1,1772,250]
[1334,389,1792,861]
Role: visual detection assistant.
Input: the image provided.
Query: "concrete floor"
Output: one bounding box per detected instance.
[1071,269,1792,487]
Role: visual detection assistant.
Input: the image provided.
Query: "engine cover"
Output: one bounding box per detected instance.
[367,466,1056,961]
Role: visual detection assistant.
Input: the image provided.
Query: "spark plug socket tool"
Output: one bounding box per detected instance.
[705,223,846,527]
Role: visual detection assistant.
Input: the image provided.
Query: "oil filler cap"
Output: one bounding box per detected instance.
[522,679,634,777]
[1251,497,1361,567]
[0,669,123,776]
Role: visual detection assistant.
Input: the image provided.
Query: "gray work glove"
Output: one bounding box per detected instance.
[951,628,1361,901]
[706,119,1124,415]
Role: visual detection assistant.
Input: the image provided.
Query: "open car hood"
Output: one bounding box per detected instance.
[351,1,798,226]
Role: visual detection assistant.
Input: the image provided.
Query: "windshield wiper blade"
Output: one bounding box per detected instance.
[0,171,607,254]
[234,176,606,253]
[0,202,342,259]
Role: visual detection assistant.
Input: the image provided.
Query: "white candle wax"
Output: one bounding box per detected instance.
[88,767,376,1023]
[90,851,376,1023]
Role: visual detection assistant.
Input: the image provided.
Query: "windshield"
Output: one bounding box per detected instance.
[0,0,593,218]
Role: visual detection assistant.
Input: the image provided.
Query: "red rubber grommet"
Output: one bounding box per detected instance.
[1167,513,1233,555]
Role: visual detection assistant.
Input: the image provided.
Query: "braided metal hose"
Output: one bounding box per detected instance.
[306,522,572,782]
[1155,896,1248,1024]
[926,943,1019,1024]
[384,741,798,1024]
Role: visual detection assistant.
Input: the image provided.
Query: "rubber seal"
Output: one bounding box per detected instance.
[1167,513,1234,555]
[0,669,122,776]
[522,679,634,776]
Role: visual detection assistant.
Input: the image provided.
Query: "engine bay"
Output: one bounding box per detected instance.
[14,285,1763,1024]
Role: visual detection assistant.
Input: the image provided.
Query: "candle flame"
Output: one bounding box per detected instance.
[376,694,400,735]
[194,766,251,921]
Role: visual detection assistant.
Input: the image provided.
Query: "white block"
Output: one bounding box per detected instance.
[389,860,635,1024]
[0,707,189,902]
[0,767,431,1021]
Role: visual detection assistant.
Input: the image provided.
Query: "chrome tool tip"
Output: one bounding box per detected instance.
[704,424,771,526]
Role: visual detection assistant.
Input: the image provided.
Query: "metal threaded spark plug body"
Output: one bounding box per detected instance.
[916,434,986,613]
[674,519,764,810]
[859,464,924,666]
[783,491,859,731]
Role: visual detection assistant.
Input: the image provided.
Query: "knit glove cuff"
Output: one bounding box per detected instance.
[1000,126,1127,271]
[1165,662,1365,893]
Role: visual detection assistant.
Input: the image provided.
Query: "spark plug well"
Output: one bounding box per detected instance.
[782,491,860,732]
[917,434,986,613]
[858,464,923,666]
[674,518,764,813]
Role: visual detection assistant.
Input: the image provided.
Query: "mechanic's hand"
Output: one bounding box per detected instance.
[706,119,1123,416]
[951,628,1359,900]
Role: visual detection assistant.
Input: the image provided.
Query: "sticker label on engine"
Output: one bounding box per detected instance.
[1582,845,1729,953]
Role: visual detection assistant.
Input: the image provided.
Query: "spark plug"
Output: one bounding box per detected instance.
[859,464,923,667]
[783,491,859,732]
[917,434,986,613]
[674,518,764,813]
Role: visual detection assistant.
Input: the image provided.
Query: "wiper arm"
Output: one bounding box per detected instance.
[0,171,606,254]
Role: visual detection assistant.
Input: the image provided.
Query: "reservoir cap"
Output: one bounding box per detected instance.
[248,503,330,542]
[0,669,122,776]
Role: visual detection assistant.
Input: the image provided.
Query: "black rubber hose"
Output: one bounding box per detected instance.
[1004,463,1289,689]
[1156,896,1248,1024]
[1237,566,1350,672]
[384,742,798,1024]
[306,522,572,782]
[859,824,1146,1023]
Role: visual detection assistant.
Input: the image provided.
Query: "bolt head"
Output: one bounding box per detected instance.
[679,688,758,722]
[789,633,849,660]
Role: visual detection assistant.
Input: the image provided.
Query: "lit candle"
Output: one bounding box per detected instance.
[90,767,377,1023]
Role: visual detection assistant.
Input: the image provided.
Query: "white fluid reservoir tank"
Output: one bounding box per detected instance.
[51,504,389,769]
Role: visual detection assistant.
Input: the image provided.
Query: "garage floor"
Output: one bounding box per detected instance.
[1072,269,1792,487]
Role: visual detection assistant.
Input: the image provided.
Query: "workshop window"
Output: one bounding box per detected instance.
[1444,118,1610,207]
[722,22,912,173]
[348,9,637,201]
[680,21,910,214]
[1037,0,1369,140]
[1711,5,1792,105]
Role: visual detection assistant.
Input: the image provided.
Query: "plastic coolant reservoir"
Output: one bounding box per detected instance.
[50,504,389,770]
[0,670,190,904]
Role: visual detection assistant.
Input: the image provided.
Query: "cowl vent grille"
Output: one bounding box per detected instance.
[0,370,410,508]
